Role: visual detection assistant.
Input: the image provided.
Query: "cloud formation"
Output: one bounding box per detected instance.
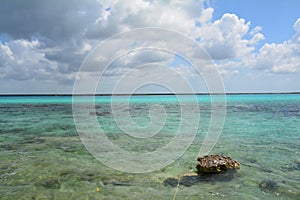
[239,18,300,74]
[193,11,259,59]
[0,0,100,41]
[0,0,299,93]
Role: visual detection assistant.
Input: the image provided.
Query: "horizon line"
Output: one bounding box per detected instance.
[0,92,300,96]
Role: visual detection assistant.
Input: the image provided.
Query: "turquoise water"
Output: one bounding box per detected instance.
[0,94,299,199]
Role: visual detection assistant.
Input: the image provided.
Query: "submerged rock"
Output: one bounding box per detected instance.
[258,180,278,192]
[21,137,45,144]
[243,158,273,173]
[280,160,300,171]
[40,177,61,189]
[102,180,133,186]
[293,160,300,170]
[164,172,200,187]
[258,179,300,198]
[164,170,239,187]
[89,111,110,116]
[0,144,19,151]
[196,155,240,174]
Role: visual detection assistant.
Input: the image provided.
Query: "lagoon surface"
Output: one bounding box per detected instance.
[0,94,299,199]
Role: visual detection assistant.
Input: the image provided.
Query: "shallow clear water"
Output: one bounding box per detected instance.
[0,94,299,199]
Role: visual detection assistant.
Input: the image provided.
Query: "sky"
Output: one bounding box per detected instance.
[0,0,299,94]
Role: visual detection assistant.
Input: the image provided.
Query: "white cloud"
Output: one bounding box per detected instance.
[293,18,300,32]
[249,33,265,45]
[191,10,265,60]
[213,17,300,77]
[259,42,300,73]
[0,0,299,93]
[0,42,13,68]
[86,0,204,38]
[197,7,213,25]
[2,1,263,85]
[0,39,68,81]
[293,18,300,42]
[238,18,300,74]
[250,26,263,35]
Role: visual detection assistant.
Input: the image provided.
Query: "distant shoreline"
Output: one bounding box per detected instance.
[0,92,299,96]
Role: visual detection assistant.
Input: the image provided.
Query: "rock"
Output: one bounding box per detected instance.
[79,171,99,182]
[293,160,300,170]
[89,111,110,116]
[164,170,239,187]
[164,155,240,187]
[0,144,19,151]
[164,173,201,187]
[40,178,61,189]
[258,180,278,192]
[102,180,133,186]
[196,155,240,174]
[21,137,45,144]
[243,157,271,172]
[0,164,17,175]
[280,160,300,171]
[164,177,181,187]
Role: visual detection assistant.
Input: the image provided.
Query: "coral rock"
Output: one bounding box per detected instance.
[196,155,240,174]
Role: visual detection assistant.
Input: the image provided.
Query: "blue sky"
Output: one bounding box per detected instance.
[212,0,300,43]
[0,0,299,93]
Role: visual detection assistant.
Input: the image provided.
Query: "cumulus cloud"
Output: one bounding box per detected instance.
[238,18,300,74]
[192,11,264,60]
[0,39,76,82]
[102,49,173,76]
[86,0,204,39]
[0,43,13,69]
[0,0,206,85]
[0,0,299,93]
[0,0,103,83]
[213,18,300,75]
[257,42,299,73]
